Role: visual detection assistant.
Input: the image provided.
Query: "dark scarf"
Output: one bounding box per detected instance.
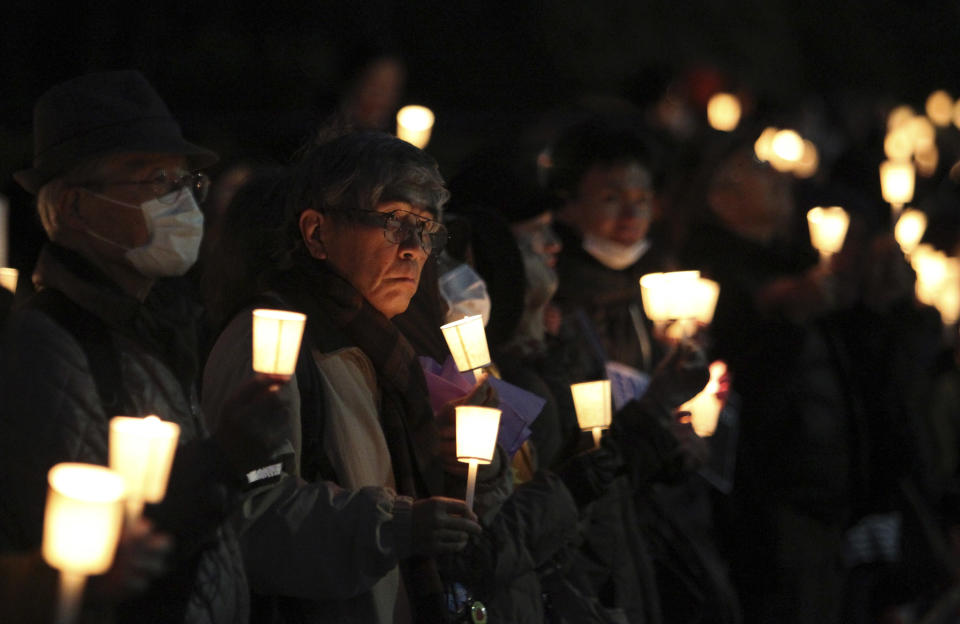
[271,261,448,621]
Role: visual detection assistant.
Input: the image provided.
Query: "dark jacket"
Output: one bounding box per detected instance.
[0,244,249,624]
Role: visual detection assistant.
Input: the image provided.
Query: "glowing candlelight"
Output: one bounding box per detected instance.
[252,309,307,378]
[754,127,778,162]
[706,92,741,132]
[43,463,125,624]
[0,267,18,293]
[879,160,915,214]
[455,406,501,510]
[441,315,491,372]
[396,105,435,149]
[934,258,960,325]
[806,206,850,262]
[679,360,728,437]
[109,415,180,522]
[894,209,927,257]
[793,140,819,179]
[926,90,954,127]
[570,379,612,449]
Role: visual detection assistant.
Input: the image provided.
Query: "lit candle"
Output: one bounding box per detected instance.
[570,380,612,449]
[706,92,741,132]
[934,257,960,325]
[252,309,307,379]
[455,406,501,510]
[640,271,717,338]
[679,361,727,437]
[769,129,804,172]
[927,90,954,127]
[753,127,778,162]
[109,415,180,522]
[806,206,850,262]
[793,140,819,179]
[894,209,927,257]
[440,315,491,373]
[0,267,17,294]
[396,105,435,149]
[43,463,125,624]
[912,245,948,306]
[879,160,915,214]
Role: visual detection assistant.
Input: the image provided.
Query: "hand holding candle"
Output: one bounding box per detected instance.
[455,405,501,511]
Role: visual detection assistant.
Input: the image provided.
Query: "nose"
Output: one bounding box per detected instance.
[398,227,428,261]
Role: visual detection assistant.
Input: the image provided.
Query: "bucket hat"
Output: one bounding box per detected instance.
[14,70,218,193]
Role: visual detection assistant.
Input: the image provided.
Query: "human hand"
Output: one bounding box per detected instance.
[213,374,291,474]
[87,517,173,603]
[645,339,710,412]
[410,497,482,557]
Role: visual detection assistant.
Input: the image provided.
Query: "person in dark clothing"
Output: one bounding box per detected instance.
[0,70,286,624]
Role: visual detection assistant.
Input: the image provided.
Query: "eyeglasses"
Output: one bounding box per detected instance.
[89,170,211,205]
[333,208,448,255]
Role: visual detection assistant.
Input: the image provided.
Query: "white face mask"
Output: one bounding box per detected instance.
[438,263,492,326]
[582,234,650,270]
[84,190,204,277]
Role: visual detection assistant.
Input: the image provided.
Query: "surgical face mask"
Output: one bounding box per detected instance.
[438,262,492,326]
[582,233,650,270]
[83,189,204,277]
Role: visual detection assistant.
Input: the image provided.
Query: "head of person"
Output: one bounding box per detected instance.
[14,70,217,282]
[547,119,657,248]
[283,130,449,319]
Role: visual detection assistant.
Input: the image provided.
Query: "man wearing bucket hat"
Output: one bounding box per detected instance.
[0,70,287,623]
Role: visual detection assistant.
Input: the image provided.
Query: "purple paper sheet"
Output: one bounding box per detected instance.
[419,356,546,455]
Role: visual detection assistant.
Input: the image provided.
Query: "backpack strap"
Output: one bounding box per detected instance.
[23,288,129,418]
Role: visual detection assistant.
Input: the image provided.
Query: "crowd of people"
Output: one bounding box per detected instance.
[0,65,959,624]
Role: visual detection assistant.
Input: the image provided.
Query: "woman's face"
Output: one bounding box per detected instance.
[315,201,432,318]
[563,161,654,246]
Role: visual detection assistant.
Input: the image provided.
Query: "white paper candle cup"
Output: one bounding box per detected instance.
[571,380,612,448]
[396,105,435,149]
[455,406,502,464]
[109,415,180,521]
[880,160,915,210]
[441,315,491,372]
[42,463,125,576]
[679,361,727,438]
[807,206,850,261]
[894,209,927,257]
[0,267,17,293]
[252,309,307,377]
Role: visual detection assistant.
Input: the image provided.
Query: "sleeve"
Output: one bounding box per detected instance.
[201,308,411,599]
[0,310,113,550]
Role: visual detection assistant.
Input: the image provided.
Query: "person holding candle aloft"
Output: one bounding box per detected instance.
[202,130,505,624]
[0,71,290,624]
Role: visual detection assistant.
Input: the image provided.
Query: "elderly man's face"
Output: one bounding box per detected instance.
[317,201,431,318]
[563,161,654,246]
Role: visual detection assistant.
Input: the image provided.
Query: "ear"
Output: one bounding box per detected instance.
[299,209,328,260]
[57,188,85,231]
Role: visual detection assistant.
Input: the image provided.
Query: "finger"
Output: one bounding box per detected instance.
[439,517,483,535]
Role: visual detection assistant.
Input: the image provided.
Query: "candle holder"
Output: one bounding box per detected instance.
[880,160,915,217]
[42,463,125,624]
[679,361,727,437]
[441,315,491,376]
[0,267,17,293]
[806,206,850,264]
[570,380,612,449]
[894,209,927,258]
[455,406,501,511]
[109,415,180,523]
[252,309,307,379]
[396,105,435,149]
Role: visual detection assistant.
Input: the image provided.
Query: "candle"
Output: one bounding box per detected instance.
[927,90,954,127]
[806,206,850,262]
[441,315,491,373]
[706,92,741,132]
[252,309,307,378]
[455,406,501,510]
[570,379,612,449]
[879,160,915,214]
[0,267,18,294]
[43,463,125,624]
[396,105,435,149]
[894,209,927,257]
[640,271,718,338]
[109,415,180,522]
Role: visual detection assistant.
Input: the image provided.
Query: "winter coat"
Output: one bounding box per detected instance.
[0,244,249,624]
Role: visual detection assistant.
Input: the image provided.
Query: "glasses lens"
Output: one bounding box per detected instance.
[157,172,210,204]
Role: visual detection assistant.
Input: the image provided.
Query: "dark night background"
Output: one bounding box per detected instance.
[3,1,960,269]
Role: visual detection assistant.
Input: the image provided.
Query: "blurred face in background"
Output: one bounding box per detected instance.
[561,160,654,246]
[708,148,794,244]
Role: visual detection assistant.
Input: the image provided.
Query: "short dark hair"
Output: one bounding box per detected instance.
[545,119,654,199]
